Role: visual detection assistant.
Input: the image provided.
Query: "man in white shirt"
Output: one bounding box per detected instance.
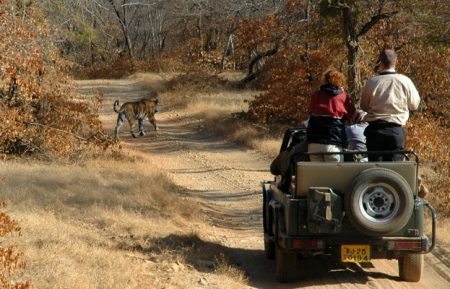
[361,49,421,161]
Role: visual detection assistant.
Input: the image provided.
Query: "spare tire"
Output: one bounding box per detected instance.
[345,168,414,236]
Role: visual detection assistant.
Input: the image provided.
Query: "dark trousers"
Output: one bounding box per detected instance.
[364,123,405,161]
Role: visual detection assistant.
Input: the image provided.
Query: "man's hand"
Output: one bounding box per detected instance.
[355,110,367,123]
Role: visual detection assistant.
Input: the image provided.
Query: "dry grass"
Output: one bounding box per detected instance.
[163,70,229,94]
[116,232,248,285]
[202,119,281,159]
[0,158,194,218]
[214,254,248,283]
[174,86,280,158]
[131,72,174,92]
[0,157,246,289]
[157,70,282,158]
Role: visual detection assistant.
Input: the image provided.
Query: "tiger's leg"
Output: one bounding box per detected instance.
[114,112,126,139]
[149,116,157,131]
[138,118,145,136]
[127,116,138,138]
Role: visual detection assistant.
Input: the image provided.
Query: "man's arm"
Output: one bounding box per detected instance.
[360,80,372,111]
[407,78,421,111]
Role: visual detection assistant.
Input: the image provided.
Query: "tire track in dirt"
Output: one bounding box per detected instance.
[77,76,450,289]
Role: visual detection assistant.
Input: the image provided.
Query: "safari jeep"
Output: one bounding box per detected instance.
[262,128,436,283]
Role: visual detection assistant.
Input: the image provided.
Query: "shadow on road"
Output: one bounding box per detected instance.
[117,233,399,289]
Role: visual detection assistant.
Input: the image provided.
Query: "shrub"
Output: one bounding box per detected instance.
[0,202,29,289]
[0,1,113,159]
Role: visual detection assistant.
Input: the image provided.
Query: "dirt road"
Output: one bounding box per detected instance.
[77,76,450,289]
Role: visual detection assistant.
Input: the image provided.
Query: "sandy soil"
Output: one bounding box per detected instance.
[76,75,450,289]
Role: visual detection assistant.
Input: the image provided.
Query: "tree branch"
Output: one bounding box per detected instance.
[241,47,278,84]
[120,2,157,8]
[357,11,398,38]
[25,122,87,141]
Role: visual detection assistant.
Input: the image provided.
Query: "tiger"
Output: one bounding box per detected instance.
[113,96,159,139]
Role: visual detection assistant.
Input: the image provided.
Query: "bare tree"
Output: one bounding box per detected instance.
[37,0,292,64]
[321,0,398,101]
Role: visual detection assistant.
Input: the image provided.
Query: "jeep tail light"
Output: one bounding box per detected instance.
[388,241,422,251]
[292,239,324,249]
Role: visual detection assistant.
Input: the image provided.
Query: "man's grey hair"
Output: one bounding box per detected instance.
[379,49,397,67]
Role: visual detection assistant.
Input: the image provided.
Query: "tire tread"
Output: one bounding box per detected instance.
[265,239,275,259]
[275,246,297,282]
[345,168,414,236]
[399,254,423,282]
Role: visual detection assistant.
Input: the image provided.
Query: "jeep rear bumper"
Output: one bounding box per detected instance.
[271,233,430,258]
[270,200,436,259]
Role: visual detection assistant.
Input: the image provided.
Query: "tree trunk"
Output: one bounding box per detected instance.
[341,6,361,103]
[347,45,362,104]
[108,0,134,58]
[124,34,134,58]
[338,1,397,104]
[241,47,278,84]
[221,34,235,70]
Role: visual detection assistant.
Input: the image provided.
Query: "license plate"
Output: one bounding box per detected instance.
[341,245,371,262]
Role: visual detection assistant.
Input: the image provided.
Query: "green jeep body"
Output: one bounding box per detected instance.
[262,129,436,283]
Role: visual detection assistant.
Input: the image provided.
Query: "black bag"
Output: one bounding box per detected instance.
[270,128,308,192]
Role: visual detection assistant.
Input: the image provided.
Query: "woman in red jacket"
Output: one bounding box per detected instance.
[307,68,356,162]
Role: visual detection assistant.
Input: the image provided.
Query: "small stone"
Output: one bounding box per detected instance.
[199,278,208,286]
[171,263,179,272]
[176,260,185,270]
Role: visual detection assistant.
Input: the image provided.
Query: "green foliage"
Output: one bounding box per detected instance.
[74,25,95,44]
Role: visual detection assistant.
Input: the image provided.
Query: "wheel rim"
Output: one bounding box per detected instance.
[358,183,400,223]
